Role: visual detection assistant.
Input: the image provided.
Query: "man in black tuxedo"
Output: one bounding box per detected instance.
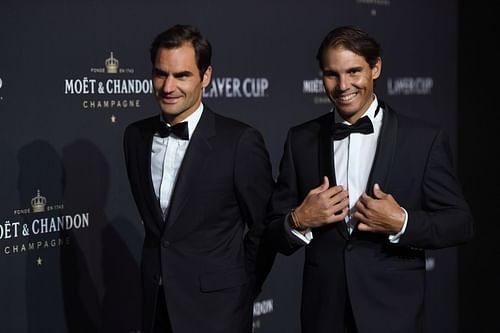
[124,24,274,333]
[267,26,474,333]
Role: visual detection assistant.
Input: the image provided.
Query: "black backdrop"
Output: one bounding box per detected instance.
[458,0,500,332]
[0,0,489,332]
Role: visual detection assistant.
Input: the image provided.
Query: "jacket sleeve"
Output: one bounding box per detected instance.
[233,127,275,293]
[266,129,308,256]
[399,129,475,248]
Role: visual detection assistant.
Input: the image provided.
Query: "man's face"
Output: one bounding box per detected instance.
[152,44,212,124]
[321,46,381,123]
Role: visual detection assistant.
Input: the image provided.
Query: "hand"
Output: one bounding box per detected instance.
[355,183,405,234]
[293,176,349,229]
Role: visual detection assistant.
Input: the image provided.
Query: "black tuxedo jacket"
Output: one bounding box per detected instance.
[124,107,274,333]
[268,104,474,333]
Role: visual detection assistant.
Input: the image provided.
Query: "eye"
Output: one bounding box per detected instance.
[153,69,167,79]
[348,67,362,75]
[174,71,193,80]
[322,70,338,78]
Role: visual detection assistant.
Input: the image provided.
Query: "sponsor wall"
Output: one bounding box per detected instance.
[1,0,461,332]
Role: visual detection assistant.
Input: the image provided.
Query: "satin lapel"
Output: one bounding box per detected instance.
[366,104,398,196]
[139,121,163,235]
[164,110,214,231]
[319,114,349,240]
[319,113,335,186]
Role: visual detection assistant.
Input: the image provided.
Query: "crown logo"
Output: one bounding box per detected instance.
[105,52,119,73]
[31,189,47,213]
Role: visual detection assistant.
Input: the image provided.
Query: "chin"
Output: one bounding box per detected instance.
[335,105,354,115]
[161,109,180,117]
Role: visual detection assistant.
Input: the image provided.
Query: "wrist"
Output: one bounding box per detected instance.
[289,208,307,232]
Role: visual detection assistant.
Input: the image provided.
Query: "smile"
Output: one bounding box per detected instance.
[336,92,357,103]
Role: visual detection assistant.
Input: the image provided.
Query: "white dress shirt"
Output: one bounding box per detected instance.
[334,97,381,234]
[289,96,407,243]
[150,104,203,218]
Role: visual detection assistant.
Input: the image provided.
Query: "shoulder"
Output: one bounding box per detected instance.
[207,107,250,128]
[123,115,157,144]
[288,112,332,137]
[384,103,441,134]
[205,106,261,137]
[125,115,157,132]
[382,103,450,153]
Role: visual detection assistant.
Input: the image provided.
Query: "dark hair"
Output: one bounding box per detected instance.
[316,26,381,69]
[150,24,212,78]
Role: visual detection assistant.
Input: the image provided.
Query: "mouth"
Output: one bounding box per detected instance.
[334,92,358,105]
[160,95,182,104]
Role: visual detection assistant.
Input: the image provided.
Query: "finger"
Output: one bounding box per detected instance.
[321,193,349,216]
[326,206,349,223]
[323,184,347,199]
[357,192,370,207]
[322,190,350,224]
[323,198,349,222]
[331,197,349,213]
[357,222,372,232]
[354,209,369,222]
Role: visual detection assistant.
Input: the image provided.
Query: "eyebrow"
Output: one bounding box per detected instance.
[173,71,193,78]
[322,66,364,76]
[152,67,165,75]
[347,66,363,72]
[322,70,338,76]
[153,68,194,78]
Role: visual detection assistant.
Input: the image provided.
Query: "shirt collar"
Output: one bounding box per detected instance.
[333,95,380,125]
[184,103,204,139]
[158,103,204,140]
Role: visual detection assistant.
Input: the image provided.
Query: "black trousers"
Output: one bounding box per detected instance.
[345,295,358,333]
[152,286,173,333]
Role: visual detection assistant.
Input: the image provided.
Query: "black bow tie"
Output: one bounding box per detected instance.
[156,121,189,140]
[332,116,374,140]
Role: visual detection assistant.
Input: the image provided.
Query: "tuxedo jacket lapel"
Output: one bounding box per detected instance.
[319,113,335,186]
[366,104,398,196]
[164,109,214,232]
[319,113,349,240]
[138,119,164,235]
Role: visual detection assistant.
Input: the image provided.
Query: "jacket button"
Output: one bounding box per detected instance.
[162,240,170,248]
[346,244,353,251]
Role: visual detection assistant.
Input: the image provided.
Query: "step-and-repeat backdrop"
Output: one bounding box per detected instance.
[1,1,459,332]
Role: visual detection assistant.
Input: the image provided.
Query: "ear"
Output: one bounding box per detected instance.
[201,66,212,88]
[372,57,382,80]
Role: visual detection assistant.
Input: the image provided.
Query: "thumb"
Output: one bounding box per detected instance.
[320,176,330,190]
[373,183,385,198]
[312,176,330,193]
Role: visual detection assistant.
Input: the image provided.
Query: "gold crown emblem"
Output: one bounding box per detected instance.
[105,52,119,73]
[31,189,47,213]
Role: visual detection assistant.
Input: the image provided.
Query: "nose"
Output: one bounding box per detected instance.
[338,74,350,91]
[161,76,175,93]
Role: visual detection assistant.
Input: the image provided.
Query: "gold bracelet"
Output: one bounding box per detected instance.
[289,208,306,231]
